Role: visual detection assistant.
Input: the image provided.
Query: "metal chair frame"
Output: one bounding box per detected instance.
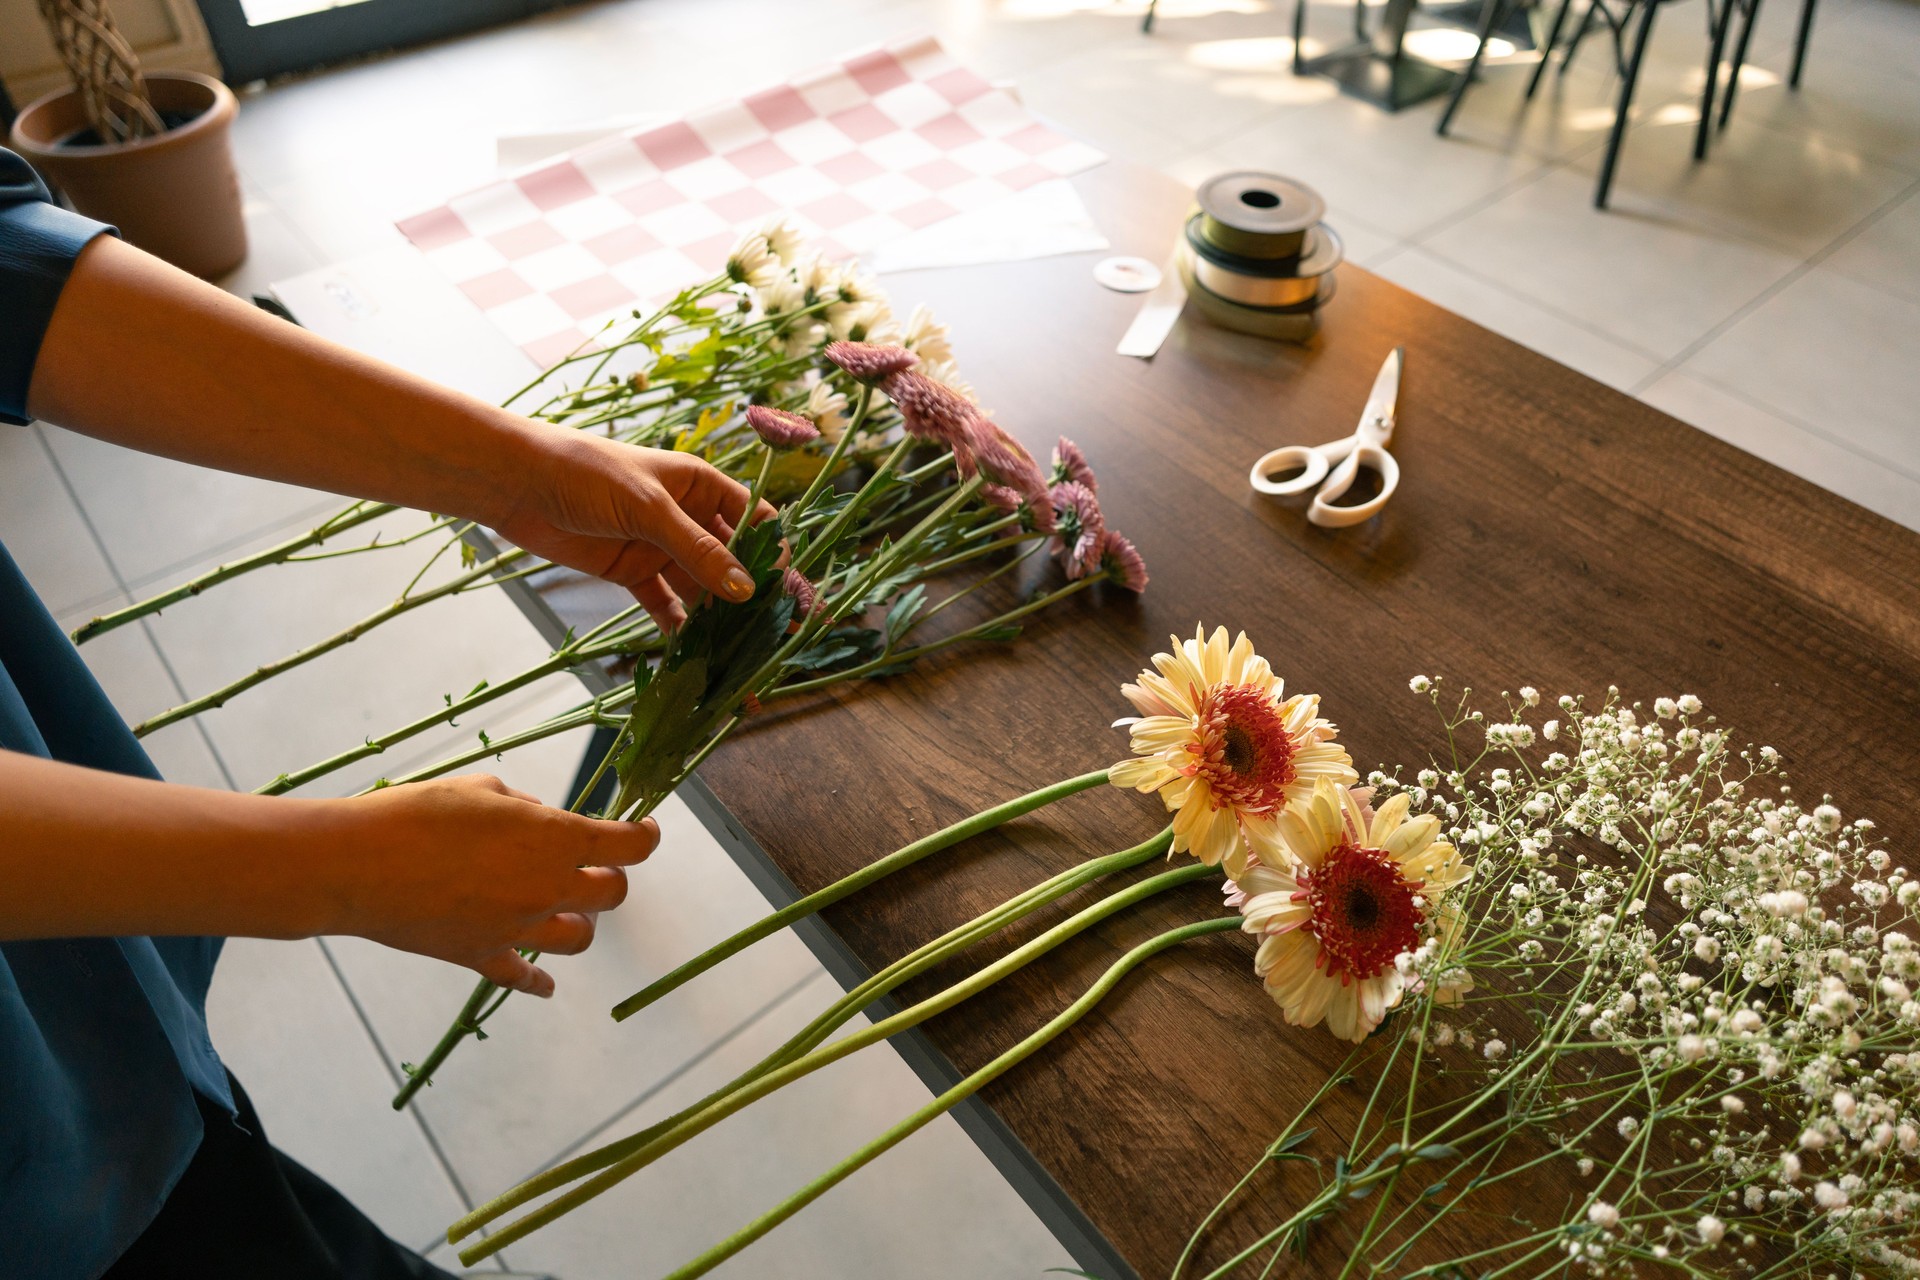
[1434,0,1817,208]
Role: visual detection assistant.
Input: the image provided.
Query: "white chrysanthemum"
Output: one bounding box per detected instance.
[726,232,781,289]
[1234,780,1470,1043]
[803,377,850,442]
[1110,626,1356,877]
[900,303,954,365]
[762,219,804,264]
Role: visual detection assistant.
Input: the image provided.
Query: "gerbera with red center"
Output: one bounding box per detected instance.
[1235,780,1472,1042]
[1109,625,1356,877]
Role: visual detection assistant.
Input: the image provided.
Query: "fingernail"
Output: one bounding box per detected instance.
[723,568,755,601]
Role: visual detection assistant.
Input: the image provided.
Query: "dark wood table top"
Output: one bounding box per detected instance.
[514,161,1920,1276]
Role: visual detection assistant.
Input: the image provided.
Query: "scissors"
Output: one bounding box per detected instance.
[1249,346,1402,528]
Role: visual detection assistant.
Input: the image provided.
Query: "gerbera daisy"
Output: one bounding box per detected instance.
[1235,780,1472,1042]
[1109,626,1356,878]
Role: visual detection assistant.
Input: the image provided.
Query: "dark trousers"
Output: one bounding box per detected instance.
[104,1072,459,1280]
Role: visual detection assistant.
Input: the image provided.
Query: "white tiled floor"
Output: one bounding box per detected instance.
[5,0,1918,1275]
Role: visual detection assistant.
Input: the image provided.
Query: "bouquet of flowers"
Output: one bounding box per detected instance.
[69,224,1148,1106]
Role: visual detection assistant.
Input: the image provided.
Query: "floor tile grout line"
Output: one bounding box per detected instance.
[522,968,828,1180]
[30,425,247,790]
[410,966,829,1257]
[138,616,244,792]
[311,937,498,1245]
[1626,168,1920,397]
[1659,365,1920,490]
[113,493,365,598]
[1400,238,1672,366]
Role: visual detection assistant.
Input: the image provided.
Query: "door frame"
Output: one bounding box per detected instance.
[195,0,562,84]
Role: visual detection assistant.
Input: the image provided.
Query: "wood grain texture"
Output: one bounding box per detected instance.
[562,163,1920,1276]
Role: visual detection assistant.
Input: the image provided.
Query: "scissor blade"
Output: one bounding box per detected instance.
[1358,346,1402,439]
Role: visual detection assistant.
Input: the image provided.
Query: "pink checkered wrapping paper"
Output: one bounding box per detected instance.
[395,35,1106,368]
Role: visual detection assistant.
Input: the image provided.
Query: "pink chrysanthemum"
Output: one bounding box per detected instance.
[962,420,1050,507]
[1052,436,1098,493]
[880,369,975,448]
[980,484,1023,513]
[781,567,825,619]
[1098,530,1147,592]
[825,341,917,384]
[981,481,1057,535]
[1049,480,1105,580]
[745,405,821,449]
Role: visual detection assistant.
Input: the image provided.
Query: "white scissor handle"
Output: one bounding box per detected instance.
[1250,440,1346,496]
[1308,444,1398,527]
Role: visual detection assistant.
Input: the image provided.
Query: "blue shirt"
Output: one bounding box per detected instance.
[1,147,232,1280]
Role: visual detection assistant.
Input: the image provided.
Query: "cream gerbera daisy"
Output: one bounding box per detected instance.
[1109,625,1356,878]
[1234,780,1472,1043]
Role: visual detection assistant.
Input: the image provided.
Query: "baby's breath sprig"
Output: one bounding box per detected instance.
[1185,682,1919,1279]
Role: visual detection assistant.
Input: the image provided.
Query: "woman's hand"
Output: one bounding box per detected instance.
[489,428,780,632]
[316,773,659,996]
[31,237,776,628]
[2,753,654,995]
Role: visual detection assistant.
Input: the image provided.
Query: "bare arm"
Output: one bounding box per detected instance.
[0,749,654,995]
[26,235,772,626]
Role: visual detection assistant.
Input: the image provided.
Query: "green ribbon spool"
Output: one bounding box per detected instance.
[1193,171,1327,261]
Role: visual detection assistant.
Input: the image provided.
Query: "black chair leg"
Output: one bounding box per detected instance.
[1595,0,1658,209]
[1293,0,1310,73]
[1717,0,1764,129]
[1526,0,1577,97]
[1559,0,1604,75]
[1437,0,1506,135]
[1695,0,1733,159]
[1789,0,1817,85]
[1142,0,1158,33]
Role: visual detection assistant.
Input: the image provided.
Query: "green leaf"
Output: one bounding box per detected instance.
[1422,1180,1449,1199]
[885,583,927,643]
[460,540,477,569]
[1415,1144,1462,1161]
[1269,1128,1317,1157]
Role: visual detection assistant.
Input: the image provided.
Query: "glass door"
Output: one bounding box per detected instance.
[196,0,559,84]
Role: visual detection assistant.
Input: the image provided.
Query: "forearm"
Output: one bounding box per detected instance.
[24,235,550,528]
[0,749,338,942]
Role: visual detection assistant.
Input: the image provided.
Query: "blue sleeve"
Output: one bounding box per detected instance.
[0,147,116,426]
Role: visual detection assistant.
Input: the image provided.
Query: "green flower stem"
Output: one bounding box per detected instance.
[392,975,497,1111]
[69,501,395,644]
[788,432,915,576]
[282,514,463,563]
[769,570,1106,702]
[457,865,1222,1264]
[365,696,627,795]
[655,915,1244,1280]
[448,828,1174,1241]
[132,546,534,738]
[728,446,774,554]
[610,767,1110,1022]
[790,384,873,517]
[256,609,655,796]
[390,720,633,1110]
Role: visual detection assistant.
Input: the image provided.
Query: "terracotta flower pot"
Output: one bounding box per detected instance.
[9,70,247,280]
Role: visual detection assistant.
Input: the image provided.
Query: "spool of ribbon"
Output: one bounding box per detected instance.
[1178,171,1342,343]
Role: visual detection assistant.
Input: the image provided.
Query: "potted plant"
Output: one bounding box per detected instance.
[9,0,247,279]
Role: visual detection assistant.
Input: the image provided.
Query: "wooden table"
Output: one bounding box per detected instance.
[278,160,1920,1278]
